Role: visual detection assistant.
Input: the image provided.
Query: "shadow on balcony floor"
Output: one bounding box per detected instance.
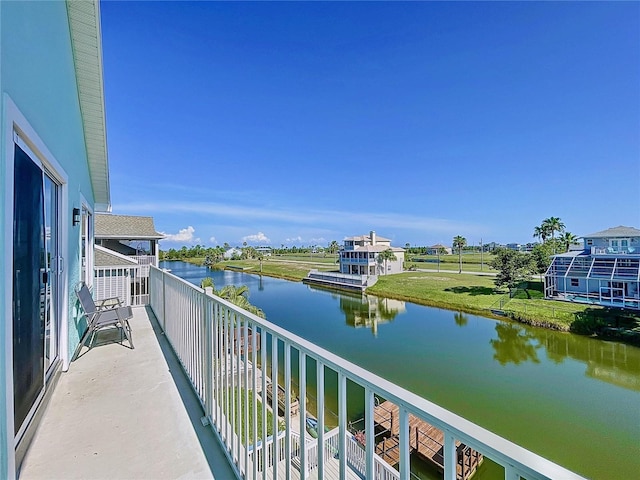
[19,306,238,480]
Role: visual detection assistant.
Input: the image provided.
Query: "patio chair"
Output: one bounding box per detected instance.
[75,282,134,356]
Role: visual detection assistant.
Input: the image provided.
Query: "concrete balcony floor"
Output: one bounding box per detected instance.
[19,306,237,480]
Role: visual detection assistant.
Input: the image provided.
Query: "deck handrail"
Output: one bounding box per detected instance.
[149,265,585,480]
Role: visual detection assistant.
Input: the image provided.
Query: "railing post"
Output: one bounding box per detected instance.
[338,371,347,480]
[364,387,374,480]
[299,350,307,480]
[204,292,213,423]
[261,329,268,480]
[505,465,521,480]
[316,360,325,480]
[399,407,409,480]
[444,430,456,480]
[251,323,258,480]
[271,335,279,480]
[284,342,291,480]
[162,269,166,332]
[244,320,250,478]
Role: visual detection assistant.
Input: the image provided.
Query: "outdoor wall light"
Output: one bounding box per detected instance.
[72,207,80,226]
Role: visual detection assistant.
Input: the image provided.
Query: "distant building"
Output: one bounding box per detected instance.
[339,230,405,275]
[506,243,522,251]
[94,214,164,306]
[483,242,501,252]
[544,226,640,309]
[255,246,272,256]
[426,244,452,255]
[95,213,164,266]
[223,247,243,259]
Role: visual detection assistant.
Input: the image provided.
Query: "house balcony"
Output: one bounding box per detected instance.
[341,258,375,265]
[20,266,584,480]
[591,246,637,255]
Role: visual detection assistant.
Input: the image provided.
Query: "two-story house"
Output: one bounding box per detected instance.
[339,230,405,275]
[544,226,640,309]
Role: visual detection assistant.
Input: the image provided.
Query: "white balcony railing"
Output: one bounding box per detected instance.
[591,246,637,255]
[94,265,149,306]
[149,266,584,480]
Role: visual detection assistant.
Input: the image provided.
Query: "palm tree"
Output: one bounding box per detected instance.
[533,225,549,243]
[453,236,467,273]
[199,280,265,318]
[377,248,397,275]
[542,217,565,241]
[559,232,578,252]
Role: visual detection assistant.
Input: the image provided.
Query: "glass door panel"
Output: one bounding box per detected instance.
[12,145,45,435]
[43,173,59,372]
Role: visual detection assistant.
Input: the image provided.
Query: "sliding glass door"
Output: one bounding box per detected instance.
[12,143,61,439]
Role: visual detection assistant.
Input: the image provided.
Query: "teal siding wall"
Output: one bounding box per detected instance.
[1,1,98,476]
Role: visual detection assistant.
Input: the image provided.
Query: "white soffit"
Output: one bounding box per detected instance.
[66,0,111,211]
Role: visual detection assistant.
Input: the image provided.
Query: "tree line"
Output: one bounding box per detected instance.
[160,240,343,263]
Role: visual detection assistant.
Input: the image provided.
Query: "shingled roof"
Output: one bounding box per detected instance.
[95,214,164,240]
[583,226,640,238]
[94,245,139,267]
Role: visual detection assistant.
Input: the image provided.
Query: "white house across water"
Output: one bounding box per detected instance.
[340,230,405,275]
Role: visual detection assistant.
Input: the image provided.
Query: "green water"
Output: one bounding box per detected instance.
[164,261,640,479]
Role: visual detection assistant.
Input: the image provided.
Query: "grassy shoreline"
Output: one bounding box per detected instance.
[178,257,639,343]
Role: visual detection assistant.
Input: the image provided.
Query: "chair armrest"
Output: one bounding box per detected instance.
[96,297,123,310]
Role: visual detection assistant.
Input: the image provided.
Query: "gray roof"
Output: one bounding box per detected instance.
[95,214,164,239]
[583,226,640,238]
[353,245,405,253]
[344,234,392,243]
[95,245,138,267]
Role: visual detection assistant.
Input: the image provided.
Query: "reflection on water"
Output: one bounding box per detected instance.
[490,323,541,365]
[454,311,469,327]
[339,292,406,336]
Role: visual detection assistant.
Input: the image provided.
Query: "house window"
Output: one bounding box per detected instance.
[586,239,593,246]
[610,238,630,249]
[570,278,579,287]
[80,205,93,287]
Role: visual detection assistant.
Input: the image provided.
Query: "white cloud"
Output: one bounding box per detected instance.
[309,237,326,245]
[285,236,303,244]
[117,201,486,237]
[209,236,217,244]
[241,232,271,244]
[160,226,200,244]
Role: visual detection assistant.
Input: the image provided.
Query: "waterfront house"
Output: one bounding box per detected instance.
[544,226,640,309]
[339,230,405,275]
[0,1,111,474]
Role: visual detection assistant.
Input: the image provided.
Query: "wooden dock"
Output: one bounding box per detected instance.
[374,401,483,480]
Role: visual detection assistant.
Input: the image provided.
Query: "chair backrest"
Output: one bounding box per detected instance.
[76,282,98,316]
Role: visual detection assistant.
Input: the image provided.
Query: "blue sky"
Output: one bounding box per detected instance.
[100,1,639,249]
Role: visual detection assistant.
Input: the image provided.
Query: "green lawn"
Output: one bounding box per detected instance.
[214,259,337,281]
[181,256,638,339]
[406,253,497,273]
[366,272,595,330]
[275,253,339,264]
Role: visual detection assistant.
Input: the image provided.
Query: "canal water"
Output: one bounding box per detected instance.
[162,261,640,479]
